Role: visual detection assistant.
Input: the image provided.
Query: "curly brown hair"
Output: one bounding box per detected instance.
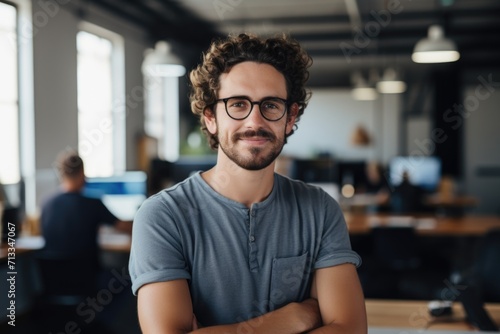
[189,33,313,150]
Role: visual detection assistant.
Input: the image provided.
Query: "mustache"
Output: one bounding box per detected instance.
[233,129,276,141]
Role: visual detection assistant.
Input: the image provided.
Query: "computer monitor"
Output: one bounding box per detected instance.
[83,171,147,221]
[169,156,217,183]
[337,161,367,188]
[288,158,340,200]
[149,156,217,194]
[389,156,441,192]
[288,158,337,183]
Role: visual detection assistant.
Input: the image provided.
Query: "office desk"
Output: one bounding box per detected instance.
[98,226,132,252]
[366,299,500,331]
[0,229,132,326]
[346,214,500,236]
[0,227,131,261]
[0,236,45,262]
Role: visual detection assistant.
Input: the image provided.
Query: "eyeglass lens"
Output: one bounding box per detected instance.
[225,97,286,120]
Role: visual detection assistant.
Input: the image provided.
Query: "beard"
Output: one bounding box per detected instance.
[218,128,286,171]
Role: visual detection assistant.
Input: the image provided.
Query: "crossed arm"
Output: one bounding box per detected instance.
[137,263,367,334]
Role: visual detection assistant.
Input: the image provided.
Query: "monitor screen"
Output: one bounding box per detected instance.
[149,156,217,194]
[288,158,337,183]
[389,156,441,192]
[337,161,367,187]
[83,171,147,221]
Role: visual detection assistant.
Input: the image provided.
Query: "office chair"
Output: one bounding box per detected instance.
[35,251,99,303]
[33,251,101,332]
[389,176,426,214]
[467,229,500,303]
[360,226,451,300]
[448,230,500,331]
[359,226,419,299]
[371,226,421,271]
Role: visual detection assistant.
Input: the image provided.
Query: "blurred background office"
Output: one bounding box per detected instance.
[1,0,500,333]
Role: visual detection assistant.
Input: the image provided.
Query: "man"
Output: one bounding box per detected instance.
[129,33,367,333]
[41,151,132,260]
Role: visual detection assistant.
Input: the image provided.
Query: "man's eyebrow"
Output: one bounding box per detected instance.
[223,95,287,100]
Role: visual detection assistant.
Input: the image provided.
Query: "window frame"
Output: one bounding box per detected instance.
[77,21,125,177]
[0,0,20,185]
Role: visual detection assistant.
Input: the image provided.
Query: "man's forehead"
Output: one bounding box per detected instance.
[218,61,287,97]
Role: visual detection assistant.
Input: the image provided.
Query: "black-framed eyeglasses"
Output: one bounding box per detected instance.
[215,96,289,121]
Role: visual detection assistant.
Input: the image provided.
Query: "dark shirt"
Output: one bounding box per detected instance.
[41,191,117,257]
[390,180,424,213]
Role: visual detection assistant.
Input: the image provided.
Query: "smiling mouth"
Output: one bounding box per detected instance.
[234,129,275,143]
[240,137,269,145]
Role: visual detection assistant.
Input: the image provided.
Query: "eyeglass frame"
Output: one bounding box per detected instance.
[213,96,290,122]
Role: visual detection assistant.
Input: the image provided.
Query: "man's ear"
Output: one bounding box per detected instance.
[204,107,217,134]
[285,103,299,135]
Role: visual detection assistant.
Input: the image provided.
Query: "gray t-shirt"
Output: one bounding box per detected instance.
[129,172,360,326]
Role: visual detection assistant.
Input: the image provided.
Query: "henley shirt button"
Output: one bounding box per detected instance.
[249,235,255,242]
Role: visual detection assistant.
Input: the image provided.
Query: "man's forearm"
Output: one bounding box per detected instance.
[190,299,321,334]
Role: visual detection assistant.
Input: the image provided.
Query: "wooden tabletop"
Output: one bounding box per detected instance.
[4,214,500,260]
[98,226,132,252]
[346,214,500,236]
[0,228,131,261]
[366,299,500,331]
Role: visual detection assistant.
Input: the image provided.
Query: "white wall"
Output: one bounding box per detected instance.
[33,4,79,169]
[464,70,500,214]
[379,93,402,164]
[283,88,401,164]
[406,116,432,155]
[31,0,150,209]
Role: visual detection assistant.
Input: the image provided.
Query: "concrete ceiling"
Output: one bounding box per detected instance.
[88,0,500,87]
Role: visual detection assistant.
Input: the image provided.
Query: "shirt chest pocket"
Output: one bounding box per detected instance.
[269,252,310,310]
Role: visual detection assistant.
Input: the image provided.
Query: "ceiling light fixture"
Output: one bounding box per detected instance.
[376,68,407,94]
[142,41,186,77]
[351,71,378,101]
[412,25,460,63]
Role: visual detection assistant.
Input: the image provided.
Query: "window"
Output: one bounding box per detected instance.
[144,76,181,162]
[77,24,125,177]
[0,2,20,184]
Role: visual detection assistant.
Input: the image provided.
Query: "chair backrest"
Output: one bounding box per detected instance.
[475,229,500,302]
[35,250,99,305]
[389,183,424,214]
[371,226,421,271]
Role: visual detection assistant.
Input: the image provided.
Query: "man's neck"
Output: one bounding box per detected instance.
[61,178,83,193]
[202,155,276,208]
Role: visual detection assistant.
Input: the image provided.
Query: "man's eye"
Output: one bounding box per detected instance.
[263,102,279,109]
[229,100,249,108]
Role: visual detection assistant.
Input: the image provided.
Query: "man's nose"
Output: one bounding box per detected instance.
[245,103,266,125]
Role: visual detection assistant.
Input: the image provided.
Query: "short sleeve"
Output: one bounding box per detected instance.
[128,194,191,295]
[314,192,361,269]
